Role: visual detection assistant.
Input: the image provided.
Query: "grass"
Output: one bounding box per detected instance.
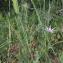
[0,0,63,63]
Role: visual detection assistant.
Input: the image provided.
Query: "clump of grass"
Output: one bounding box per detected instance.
[0,0,63,63]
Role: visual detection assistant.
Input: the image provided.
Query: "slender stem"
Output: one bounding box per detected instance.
[7,0,11,63]
[52,41,63,46]
[31,0,41,24]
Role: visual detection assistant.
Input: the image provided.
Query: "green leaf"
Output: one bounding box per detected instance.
[12,0,19,14]
[60,53,63,63]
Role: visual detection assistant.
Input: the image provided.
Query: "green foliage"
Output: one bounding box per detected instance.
[60,53,63,63]
[0,0,63,63]
[12,0,19,14]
